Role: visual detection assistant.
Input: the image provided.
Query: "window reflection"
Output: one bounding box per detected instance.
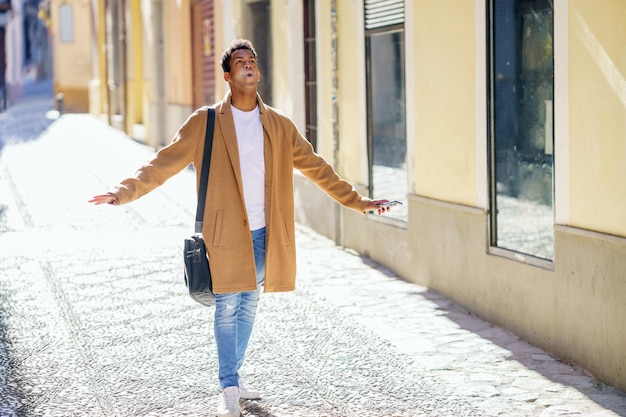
[366,30,408,222]
[490,0,554,260]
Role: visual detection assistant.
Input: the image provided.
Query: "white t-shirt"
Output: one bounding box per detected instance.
[231,105,265,230]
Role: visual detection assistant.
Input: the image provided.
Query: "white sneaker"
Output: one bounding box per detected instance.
[239,376,261,400]
[216,386,240,417]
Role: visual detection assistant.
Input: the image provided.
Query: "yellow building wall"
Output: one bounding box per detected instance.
[412,0,477,206]
[124,0,144,134]
[268,0,305,131]
[315,0,335,164]
[270,2,289,110]
[568,0,626,237]
[51,0,92,113]
[163,0,192,106]
[213,1,227,101]
[335,1,368,185]
[87,0,107,117]
[97,0,107,116]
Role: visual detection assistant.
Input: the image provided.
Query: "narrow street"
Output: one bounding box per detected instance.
[1,80,625,417]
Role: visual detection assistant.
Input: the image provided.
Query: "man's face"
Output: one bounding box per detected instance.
[224,49,260,91]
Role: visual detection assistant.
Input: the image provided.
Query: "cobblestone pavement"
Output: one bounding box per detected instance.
[1,80,625,417]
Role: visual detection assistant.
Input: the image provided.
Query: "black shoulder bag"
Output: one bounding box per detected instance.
[183,107,216,307]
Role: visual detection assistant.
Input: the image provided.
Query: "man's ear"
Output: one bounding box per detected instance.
[257,71,261,82]
[224,72,230,82]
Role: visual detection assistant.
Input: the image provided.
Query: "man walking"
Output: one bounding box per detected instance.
[90,39,393,417]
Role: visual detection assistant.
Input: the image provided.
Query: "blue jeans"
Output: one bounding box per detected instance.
[214,227,266,389]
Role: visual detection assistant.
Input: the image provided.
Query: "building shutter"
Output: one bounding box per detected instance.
[364,0,404,30]
[191,0,215,109]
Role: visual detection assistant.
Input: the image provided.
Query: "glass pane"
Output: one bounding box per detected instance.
[492,0,554,260]
[368,30,407,222]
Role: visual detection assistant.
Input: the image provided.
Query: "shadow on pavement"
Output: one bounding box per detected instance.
[241,401,278,417]
[357,253,626,416]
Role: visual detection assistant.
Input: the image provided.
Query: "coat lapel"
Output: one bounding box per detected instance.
[216,92,275,216]
[216,93,245,201]
[259,94,274,225]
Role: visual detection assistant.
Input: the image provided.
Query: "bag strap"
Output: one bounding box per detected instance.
[195,107,216,234]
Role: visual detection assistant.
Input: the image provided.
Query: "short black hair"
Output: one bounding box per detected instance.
[220,39,258,73]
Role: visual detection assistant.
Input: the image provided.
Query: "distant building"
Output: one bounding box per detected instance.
[1,0,49,103]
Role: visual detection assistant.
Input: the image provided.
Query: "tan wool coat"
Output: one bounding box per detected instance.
[112,92,369,293]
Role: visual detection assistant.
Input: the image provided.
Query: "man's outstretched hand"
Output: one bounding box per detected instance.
[365,199,399,215]
[89,193,119,205]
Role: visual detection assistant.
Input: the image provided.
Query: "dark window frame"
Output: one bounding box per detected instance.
[303,0,317,149]
[486,0,555,260]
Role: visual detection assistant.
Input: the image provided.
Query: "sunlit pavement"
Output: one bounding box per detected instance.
[1,80,625,416]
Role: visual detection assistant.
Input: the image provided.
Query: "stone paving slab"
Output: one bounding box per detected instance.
[1,80,625,416]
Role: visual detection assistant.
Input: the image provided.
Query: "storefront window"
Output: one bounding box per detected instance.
[366,28,407,222]
[489,0,554,260]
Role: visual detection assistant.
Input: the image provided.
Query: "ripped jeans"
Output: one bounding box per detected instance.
[214,227,266,390]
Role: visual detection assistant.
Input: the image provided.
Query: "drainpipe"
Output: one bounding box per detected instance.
[331,0,342,246]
